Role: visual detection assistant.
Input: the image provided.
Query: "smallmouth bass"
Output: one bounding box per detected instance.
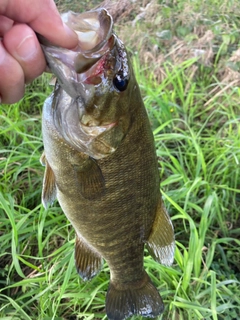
[40,8,174,320]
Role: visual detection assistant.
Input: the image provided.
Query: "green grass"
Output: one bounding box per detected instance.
[0,0,240,319]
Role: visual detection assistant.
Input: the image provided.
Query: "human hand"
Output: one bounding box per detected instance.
[0,0,78,104]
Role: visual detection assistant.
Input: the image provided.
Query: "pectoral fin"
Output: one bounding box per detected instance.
[146,198,175,266]
[75,235,103,281]
[40,152,46,166]
[73,157,105,200]
[41,153,57,208]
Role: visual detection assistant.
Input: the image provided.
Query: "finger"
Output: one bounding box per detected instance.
[0,15,14,36]
[1,0,78,49]
[0,41,25,104]
[3,23,46,83]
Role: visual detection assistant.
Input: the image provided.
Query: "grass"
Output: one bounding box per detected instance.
[0,0,240,319]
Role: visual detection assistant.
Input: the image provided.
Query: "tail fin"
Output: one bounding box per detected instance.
[106,272,164,320]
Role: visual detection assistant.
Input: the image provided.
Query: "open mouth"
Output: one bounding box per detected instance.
[39,9,116,87]
[76,35,116,85]
[41,9,113,72]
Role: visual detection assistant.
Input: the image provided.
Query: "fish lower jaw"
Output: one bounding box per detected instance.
[80,121,116,136]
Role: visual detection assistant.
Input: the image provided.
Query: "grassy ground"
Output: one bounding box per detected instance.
[0,0,240,319]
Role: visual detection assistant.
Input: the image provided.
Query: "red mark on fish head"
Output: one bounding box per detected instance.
[84,56,106,85]
[83,36,115,85]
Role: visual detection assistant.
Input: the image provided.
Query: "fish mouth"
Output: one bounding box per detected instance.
[39,8,115,91]
[40,9,126,159]
[62,9,113,56]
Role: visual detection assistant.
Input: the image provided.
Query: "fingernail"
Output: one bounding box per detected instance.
[64,23,76,36]
[63,23,78,47]
[0,42,6,64]
[16,35,37,60]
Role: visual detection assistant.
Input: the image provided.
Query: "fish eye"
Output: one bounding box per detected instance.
[113,74,128,92]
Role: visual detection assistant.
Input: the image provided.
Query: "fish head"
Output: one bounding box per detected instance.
[41,9,136,159]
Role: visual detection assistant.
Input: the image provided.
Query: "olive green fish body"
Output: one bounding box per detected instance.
[43,80,158,280]
[41,8,174,320]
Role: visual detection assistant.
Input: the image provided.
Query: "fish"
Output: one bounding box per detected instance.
[40,8,175,320]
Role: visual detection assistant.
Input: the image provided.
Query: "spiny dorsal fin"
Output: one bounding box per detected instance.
[73,157,105,200]
[106,272,164,320]
[75,235,103,281]
[41,155,57,209]
[146,198,175,266]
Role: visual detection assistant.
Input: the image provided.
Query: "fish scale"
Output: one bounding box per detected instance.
[40,8,174,320]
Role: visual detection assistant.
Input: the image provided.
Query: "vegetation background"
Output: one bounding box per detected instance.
[0,0,239,319]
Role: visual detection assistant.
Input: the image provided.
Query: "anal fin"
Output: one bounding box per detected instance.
[41,152,57,209]
[146,198,175,266]
[75,235,103,281]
